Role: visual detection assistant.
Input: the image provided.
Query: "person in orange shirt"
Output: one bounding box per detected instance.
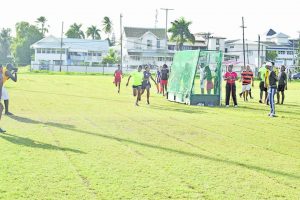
[2,63,18,115]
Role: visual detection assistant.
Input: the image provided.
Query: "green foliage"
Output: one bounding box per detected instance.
[102,16,113,43]
[0,28,12,64]
[168,17,195,51]
[11,22,43,65]
[35,16,49,36]
[65,23,85,39]
[266,50,278,61]
[86,25,101,40]
[102,48,119,64]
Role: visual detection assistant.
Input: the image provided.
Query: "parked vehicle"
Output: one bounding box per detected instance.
[292,72,300,79]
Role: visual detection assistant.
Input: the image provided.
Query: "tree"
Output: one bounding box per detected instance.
[35,16,49,36]
[266,50,278,61]
[86,25,101,40]
[102,48,119,64]
[0,28,12,63]
[11,22,43,65]
[102,17,113,40]
[65,23,85,39]
[168,17,195,51]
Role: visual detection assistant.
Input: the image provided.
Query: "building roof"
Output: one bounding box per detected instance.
[266,29,276,36]
[271,32,290,38]
[124,27,166,39]
[31,35,109,52]
[225,39,265,46]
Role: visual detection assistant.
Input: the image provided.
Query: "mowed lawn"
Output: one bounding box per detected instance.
[0,72,299,200]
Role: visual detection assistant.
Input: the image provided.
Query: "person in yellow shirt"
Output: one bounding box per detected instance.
[0,65,5,133]
[126,65,143,106]
[2,63,18,115]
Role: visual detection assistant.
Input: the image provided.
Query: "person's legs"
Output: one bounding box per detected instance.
[277,91,280,104]
[136,87,141,106]
[207,89,211,95]
[245,90,249,101]
[225,84,230,106]
[281,91,285,104]
[117,82,121,93]
[232,84,237,106]
[0,102,5,133]
[146,88,150,104]
[133,88,137,96]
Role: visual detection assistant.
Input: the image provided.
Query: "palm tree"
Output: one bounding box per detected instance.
[36,16,49,36]
[102,16,113,40]
[168,17,195,51]
[65,23,85,39]
[86,26,101,40]
[0,28,12,63]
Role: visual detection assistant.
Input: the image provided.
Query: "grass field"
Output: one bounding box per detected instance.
[0,72,299,200]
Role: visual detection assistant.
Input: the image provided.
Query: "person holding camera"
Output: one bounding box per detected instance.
[2,63,18,115]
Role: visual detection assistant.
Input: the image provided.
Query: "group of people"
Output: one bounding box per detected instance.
[113,64,169,106]
[224,62,288,117]
[0,63,18,133]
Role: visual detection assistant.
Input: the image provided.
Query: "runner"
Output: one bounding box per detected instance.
[277,65,287,104]
[141,66,157,105]
[161,64,169,96]
[126,65,143,106]
[240,65,254,101]
[224,65,238,108]
[0,65,6,133]
[266,62,278,117]
[2,63,17,115]
[155,66,162,94]
[113,65,122,94]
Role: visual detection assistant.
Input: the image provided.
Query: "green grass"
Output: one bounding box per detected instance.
[0,73,299,200]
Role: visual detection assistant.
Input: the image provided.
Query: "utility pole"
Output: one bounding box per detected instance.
[246,43,249,64]
[120,14,123,71]
[155,9,158,28]
[258,35,260,68]
[59,21,64,72]
[161,8,174,64]
[206,32,212,50]
[240,17,247,68]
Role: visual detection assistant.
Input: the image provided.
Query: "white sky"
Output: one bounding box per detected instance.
[1,0,299,40]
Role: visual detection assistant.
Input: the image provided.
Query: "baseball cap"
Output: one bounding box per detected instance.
[266,62,272,66]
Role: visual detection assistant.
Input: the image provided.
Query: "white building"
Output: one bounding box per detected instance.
[123,27,173,67]
[224,39,267,68]
[262,29,299,67]
[31,36,109,70]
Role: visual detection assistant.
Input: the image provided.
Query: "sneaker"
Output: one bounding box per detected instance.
[147,100,150,105]
[5,112,13,116]
[135,103,139,106]
[259,100,262,103]
[250,97,254,99]
[234,105,238,108]
[269,113,277,118]
[0,128,6,133]
[226,105,229,108]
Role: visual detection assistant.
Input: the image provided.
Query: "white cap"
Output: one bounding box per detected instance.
[266,62,272,66]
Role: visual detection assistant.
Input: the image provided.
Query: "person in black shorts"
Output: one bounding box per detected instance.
[258,64,268,103]
[277,65,287,104]
[141,65,157,105]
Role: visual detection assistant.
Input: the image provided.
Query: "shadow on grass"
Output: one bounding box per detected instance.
[11,115,297,180]
[149,105,206,114]
[0,133,85,154]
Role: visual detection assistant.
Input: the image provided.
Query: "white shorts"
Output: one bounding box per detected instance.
[1,86,9,100]
[242,84,251,92]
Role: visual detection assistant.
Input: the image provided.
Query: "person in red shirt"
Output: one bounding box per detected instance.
[223,65,238,107]
[240,65,254,101]
[113,65,122,94]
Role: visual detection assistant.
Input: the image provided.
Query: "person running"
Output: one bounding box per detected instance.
[240,65,254,101]
[126,65,143,106]
[161,64,169,96]
[258,64,267,103]
[224,65,238,108]
[277,65,287,104]
[113,65,122,94]
[0,65,6,133]
[141,66,157,105]
[205,66,214,95]
[2,63,18,115]
[266,62,278,117]
[155,66,162,94]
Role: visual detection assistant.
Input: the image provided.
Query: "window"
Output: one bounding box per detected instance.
[158,57,164,61]
[42,48,46,53]
[216,47,220,51]
[51,49,56,54]
[147,40,152,49]
[216,39,220,45]
[278,51,285,55]
[230,46,234,49]
[131,56,140,61]
[287,51,293,55]
[157,39,160,48]
[37,49,41,53]
[46,48,51,54]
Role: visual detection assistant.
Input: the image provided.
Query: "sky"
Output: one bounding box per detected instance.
[1,0,299,41]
